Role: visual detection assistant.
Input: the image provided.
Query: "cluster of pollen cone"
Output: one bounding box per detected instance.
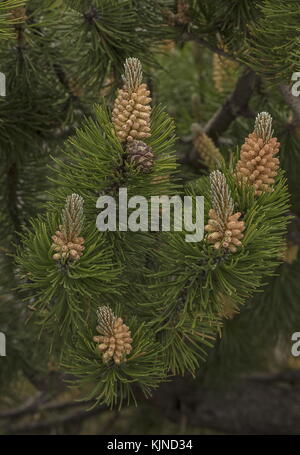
[192,124,223,170]
[52,231,85,262]
[93,306,133,365]
[235,112,280,195]
[205,171,245,253]
[205,112,280,253]
[51,194,85,263]
[212,53,238,93]
[112,58,151,143]
[112,58,154,174]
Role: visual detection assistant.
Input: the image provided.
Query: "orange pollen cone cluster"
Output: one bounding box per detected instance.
[112,83,151,143]
[51,228,85,262]
[235,133,280,195]
[93,317,133,365]
[205,209,245,253]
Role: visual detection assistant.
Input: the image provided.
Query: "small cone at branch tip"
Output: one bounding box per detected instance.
[192,127,223,170]
[10,6,27,21]
[112,58,151,143]
[51,194,85,263]
[235,112,280,195]
[126,140,154,173]
[93,306,133,365]
[205,171,245,253]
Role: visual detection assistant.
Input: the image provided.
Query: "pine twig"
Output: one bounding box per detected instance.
[0,397,96,420]
[181,32,237,62]
[204,69,259,142]
[0,392,49,420]
[3,406,104,434]
[179,69,259,168]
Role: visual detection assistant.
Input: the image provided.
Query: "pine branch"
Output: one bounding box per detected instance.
[3,370,300,434]
[151,371,300,435]
[0,392,49,419]
[204,69,258,142]
[0,396,95,420]
[3,405,105,434]
[181,32,236,62]
[179,69,259,168]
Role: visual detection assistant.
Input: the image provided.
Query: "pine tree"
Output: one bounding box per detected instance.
[1,0,300,435]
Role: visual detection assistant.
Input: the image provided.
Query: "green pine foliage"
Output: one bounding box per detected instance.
[15,85,290,406]
[243,0,300,85]
[63,316,168,409]
[16,212,122,343]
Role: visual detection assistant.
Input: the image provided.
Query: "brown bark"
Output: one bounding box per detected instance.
[151,372,300,435]
[178,69,258,169]
[204,69,258,143]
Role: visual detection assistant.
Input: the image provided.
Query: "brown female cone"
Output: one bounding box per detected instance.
[126,140,154,173]
[93,306,133,365]
[112,58,151,143]
[10,6,27,22]
[51,194,85,263]
[235,112,280,196]
[192,124,223,170]
[205,171,245,253]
